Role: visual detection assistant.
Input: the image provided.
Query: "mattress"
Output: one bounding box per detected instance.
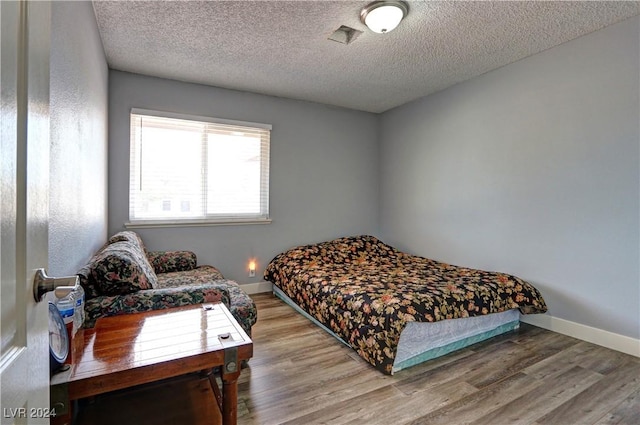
[393,308,520,373]
[273,285,520,374]
[265,235,547,374]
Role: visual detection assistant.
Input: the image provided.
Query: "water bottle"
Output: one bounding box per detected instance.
[55,289,75,332]
[54,289,76,363]
[72,284,85,332]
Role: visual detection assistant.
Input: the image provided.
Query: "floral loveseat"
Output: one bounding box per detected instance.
[77,231,257,335]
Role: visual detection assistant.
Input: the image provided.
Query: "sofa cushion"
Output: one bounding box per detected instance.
[147,251,198,274]
[155,265,225,288]
[83,283,231,328]
[90,241,158,295]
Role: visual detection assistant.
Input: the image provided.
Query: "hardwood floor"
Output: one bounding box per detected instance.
[74,294,639,424]
[237,294,640,425]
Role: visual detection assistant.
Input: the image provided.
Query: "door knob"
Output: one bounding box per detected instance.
[33,268,79,302]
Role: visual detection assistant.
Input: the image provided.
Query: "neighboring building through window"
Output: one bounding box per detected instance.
[128,109,271,226]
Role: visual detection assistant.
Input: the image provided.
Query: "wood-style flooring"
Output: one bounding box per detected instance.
[237,294,639,425]
[75,293,640,425]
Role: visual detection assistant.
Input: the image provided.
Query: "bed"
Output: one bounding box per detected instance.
[264,235,548,375]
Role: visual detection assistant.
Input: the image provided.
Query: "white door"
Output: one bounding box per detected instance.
[1,1,51,424]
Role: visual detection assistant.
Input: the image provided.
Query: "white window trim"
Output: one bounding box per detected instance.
[131,108,272,131]
[127,108,272,227]
[125,217,272,229]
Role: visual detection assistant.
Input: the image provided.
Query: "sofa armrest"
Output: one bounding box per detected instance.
[147,250,197,274]
[83,283,230,328]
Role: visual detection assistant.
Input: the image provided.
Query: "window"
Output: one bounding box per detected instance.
[128,109,271,226]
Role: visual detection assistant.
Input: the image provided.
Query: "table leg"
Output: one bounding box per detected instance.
[221,371,240,425]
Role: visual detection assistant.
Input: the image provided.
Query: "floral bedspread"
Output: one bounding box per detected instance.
[264,235,548,374]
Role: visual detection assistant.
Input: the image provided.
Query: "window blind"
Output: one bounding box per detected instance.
[129,110,271,225]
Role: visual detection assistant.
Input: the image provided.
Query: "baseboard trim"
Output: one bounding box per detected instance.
[239,281,272,295]
[521,314,639,358]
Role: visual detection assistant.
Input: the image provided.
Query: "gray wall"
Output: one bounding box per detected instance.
[380,16,639,339]
[49,1,109,275]
[108,71,379,283]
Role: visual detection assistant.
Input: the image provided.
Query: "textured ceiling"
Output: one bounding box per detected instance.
[93,1,640,113]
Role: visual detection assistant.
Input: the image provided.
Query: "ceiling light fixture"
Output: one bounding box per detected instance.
[360,1,408,34]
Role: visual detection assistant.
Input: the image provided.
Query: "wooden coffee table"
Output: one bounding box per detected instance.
[50,303,253,425]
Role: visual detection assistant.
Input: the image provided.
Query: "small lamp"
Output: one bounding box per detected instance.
[248,260,256,278]
[360,1,408,34]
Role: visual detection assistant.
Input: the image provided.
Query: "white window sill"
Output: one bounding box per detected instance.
[125,218,272,229]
